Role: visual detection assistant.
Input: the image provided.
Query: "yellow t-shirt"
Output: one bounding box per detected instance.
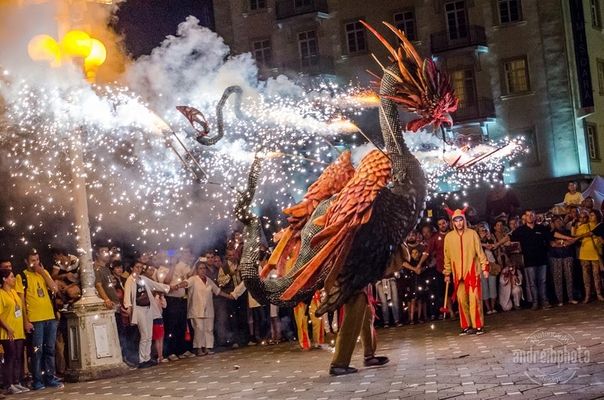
[564,192,583,206]
[0,288,25,340]
[15,270,56,323]
[575,223,601,261]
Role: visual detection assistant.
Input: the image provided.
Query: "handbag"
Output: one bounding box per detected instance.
[489,262,502,276]
[136,290,150,307]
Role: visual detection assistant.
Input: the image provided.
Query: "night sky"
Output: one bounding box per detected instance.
[114,0,214,57]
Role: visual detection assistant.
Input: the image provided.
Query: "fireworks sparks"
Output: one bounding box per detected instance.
[0,69,370,249]
[0,15,526,254]
[0,68,526,251]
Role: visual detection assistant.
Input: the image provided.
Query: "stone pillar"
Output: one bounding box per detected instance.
[64,131,128,381]
[64,305,129,382]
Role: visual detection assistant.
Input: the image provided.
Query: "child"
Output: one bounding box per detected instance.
[152,291,167,363]
[268,303,281,345]
[563,181,583,207]
[499,264,523,311]
[401,248,429,324]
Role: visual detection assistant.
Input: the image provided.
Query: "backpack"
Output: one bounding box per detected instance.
[20,270,59,318]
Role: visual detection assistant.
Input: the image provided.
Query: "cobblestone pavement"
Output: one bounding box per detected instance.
[19,302,604,399]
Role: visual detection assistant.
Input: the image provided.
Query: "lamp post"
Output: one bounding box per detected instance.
[26,0,128,382]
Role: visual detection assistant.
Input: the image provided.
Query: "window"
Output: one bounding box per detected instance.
[445,0,468,40]
[513,127,540,166]
[295,0,312,9]
[591,0,602,29]
[249,0,266,11]
[503,56,530,94]
[498,0,522,24]
[298,30,319,67]
[586,123,601,160]
[394,10,417,41]
[597,59,604,94]
[451,69,477,110]
[345,21,367,54]
[252,39,272,67]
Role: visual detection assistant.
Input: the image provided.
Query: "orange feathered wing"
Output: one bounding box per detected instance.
[281,150,391,300]
[261,150,355,278]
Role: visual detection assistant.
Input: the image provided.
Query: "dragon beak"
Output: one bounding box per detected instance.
[442,113,453,127]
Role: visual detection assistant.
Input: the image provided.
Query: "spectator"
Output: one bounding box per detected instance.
[152,291,167,363]
[0,269,29,394]
[573,210,604,303]
[417,216,452,320]
[123,261,170,368]
[549,216,578,306]
[564,206,579,230]
[175,260,233,356]
[508,215,520,232]
[375,273,400,328]
[93,244,117,311]
[15,248,63,390]
[268,302,281,345]
[405,230,422,254]
[246,247,269,343]
[163,247,195,360]
[401,248,429,324]
[50,247,79,285]
[110,260,137,367]
[420,223,435,244]
[477,223,499,315]
[509,210,575,310]
[141,264,168,363]
[493,219,509,242]
[563,181,584,207]
[582,196,595,211]
[498,264,522,311]
[219,248,248,347]
[0,259,12,270]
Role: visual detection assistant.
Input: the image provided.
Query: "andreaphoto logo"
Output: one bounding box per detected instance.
[512,329,590,384]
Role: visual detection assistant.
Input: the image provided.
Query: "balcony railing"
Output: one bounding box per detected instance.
[431,25,487,53]
[275,0,329,20]
[280,56,335,76]
[452,97,495,123]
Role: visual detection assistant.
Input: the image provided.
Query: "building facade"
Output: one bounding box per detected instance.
[214,0,604,209]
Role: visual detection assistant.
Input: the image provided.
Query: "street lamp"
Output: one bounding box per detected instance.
[25,0,127,382]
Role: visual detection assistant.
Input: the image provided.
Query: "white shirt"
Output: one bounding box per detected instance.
[153,266,170,284]
[166,262,191,298]
[124,274,170,324]
[185,276,220,319]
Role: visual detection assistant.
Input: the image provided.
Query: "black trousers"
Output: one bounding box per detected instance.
[1,339,24,388]
[163,297,188,356]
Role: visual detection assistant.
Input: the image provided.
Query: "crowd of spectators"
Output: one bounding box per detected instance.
[375,181,604,329]
[1,180,604,395]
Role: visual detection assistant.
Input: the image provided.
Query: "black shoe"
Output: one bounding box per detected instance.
[329,366,358,376]
[467,328,477,335]
[459,328,470,336]
[364,356,389,367]
[138,360,154,369]
[475,328,485,335]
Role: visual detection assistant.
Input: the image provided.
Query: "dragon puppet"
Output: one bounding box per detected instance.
[234,21,458,316]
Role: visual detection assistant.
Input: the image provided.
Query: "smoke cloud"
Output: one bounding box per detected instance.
[0,2,341,258]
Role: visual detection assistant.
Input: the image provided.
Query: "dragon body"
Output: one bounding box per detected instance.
[234,22,456,316]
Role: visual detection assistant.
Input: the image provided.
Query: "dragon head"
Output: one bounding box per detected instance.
[360,21,459,133]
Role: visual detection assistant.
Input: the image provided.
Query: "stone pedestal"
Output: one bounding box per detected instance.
[64,303,129,382]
